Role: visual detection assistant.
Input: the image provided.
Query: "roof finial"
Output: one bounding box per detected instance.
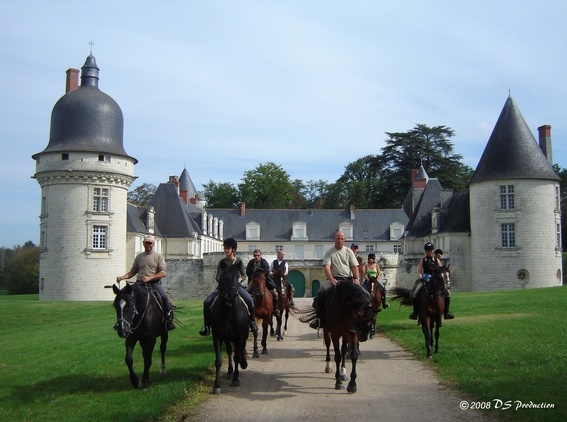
[89,40,94,55]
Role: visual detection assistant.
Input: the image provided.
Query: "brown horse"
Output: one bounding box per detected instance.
[301,281,373,393]
[367,276,384,339]
[272,268,294,341]
[390,265,449,358]
[249,269,273,356]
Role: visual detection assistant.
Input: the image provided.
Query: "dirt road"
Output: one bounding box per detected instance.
[188,298,490,422]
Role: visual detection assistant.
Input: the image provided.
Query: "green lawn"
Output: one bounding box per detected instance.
[1,287,565,421]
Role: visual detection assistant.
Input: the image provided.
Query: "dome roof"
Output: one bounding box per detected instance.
[33,55,137,162]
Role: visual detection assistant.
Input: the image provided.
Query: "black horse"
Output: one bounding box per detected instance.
[112,282,168,388]
[210,260,250,394]
[301,281,373,393]
[390,265,449,358]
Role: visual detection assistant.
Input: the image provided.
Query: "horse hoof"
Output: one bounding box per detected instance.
[262,349,269,355]
[212,387,221,395]
[335,383,345,390]
[347,385,357,394]
[252,352,260,358]
[340,374,348,381]
[277,336,283,342]
[325,367,332,374]
[230,380,240,387]
[241,359,248,369]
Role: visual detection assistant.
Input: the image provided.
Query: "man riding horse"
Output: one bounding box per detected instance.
[270,250,295,306]
[409,242,454,320]
[246,249,280,318]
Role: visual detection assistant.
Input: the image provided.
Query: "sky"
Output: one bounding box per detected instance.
[1,1,566,248]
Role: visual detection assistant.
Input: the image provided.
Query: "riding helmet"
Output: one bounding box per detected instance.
[434,249,443,256]
[424,242,434,251]
[223,237,238,251]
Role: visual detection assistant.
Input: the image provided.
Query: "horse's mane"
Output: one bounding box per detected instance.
[335,282,371,310]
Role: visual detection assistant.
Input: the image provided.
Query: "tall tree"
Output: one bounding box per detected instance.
[4,242,39,294]
[202,180,240,208]
[335,155,385,208]
[127,183,157,207]
[238,162,295,208]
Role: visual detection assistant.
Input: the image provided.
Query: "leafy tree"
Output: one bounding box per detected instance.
[334,155,385,208]
[555,164,567,247]
[302,180,330,209]
[127,183,157,207]
[377,124,472,208]
[4,242,39,294]
[238,162,295,208]
[202,180,240,208]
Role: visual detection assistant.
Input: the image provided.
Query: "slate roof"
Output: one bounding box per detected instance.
[469,96,559,184]
[210,208,409,242]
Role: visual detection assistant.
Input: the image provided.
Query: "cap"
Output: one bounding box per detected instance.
[434,249,443,256]
[143,235,155,244]
[350,243,359,249]
[424,242,434,251]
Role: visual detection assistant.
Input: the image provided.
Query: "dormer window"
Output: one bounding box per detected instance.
[390,222,404,240]
[338,223,353,240]
[246,221,260,240]
[291,222,308,241]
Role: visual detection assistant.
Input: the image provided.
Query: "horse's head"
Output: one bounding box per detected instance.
[113,283,138,338]
[217,261,240,303]
[335,281,374,326]
[428,265,450,296]
[251,269,267,297]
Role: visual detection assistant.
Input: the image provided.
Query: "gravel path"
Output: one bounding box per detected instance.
[188,298,491,422]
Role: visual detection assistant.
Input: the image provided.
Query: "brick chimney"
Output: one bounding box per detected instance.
[537,125,553,166]
[65,68,79,93]
[240,202,246,217]
[168,176,180,195]
[411,168,427,188]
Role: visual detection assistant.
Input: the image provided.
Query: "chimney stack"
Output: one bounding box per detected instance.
[240,202,246,217]
[537,125,553,165]
[65,68,79,93]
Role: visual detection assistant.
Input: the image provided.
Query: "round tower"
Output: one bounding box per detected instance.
[32,55,138,300]
[468,96,562,291]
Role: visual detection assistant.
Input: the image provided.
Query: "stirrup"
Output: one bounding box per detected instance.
[309,318,321,330]
[199,326,210,336]
[409,312,417,320]
[445,312,455,320]
[383,301,390,308]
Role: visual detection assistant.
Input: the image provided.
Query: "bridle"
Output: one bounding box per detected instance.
[116,284,151,334]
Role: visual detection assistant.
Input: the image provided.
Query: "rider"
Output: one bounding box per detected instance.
[270,250,295,306]
[198,238,259,336]
[116,235,175,331]
[363,253,389,309]
[309,230,361,330]
[246,249,280,317]
[408,242,440,320]
[434,249,454,320]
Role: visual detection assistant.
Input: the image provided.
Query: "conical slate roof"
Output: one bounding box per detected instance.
[33,55,137,162]
[469,96,558,184]
[179,168,198,197]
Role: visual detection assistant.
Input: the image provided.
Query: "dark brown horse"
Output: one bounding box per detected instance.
[301,281,373,393]
[367,276,384,339]
[249,269,273,356]
[390,265,449,358]
[272,268,294,341]
[112,282,168,389]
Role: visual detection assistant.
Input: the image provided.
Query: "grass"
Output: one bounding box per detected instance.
[1,287,566,421]
[379,286,566,422]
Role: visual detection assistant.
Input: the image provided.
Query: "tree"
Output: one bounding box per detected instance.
[238,162,296,208]
[4,242,39,294]
[377,124,473,208]
[334,155,385,208]
[127,183,157,207]
[202,180,240,208]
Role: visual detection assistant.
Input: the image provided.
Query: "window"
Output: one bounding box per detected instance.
[291,222,308,241]
[92,225,108,249]
[394,244,402,253]
[246,221,260,240]
[500,185,515,210]
[93,187,109,212]
[556,185,561,211]
[98,154,111,162]
[315,245,324,259]
[248,245,256,253]
[557,223,562,249]
[275,245,284,253]
[294,245,304,259]
[62,153,69,160]
[501,223,515,248]
[339,223,352,239]
[390,222,404,240]
[365,245,374,252]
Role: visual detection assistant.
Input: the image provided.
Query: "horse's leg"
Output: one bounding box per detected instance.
[347,336,359,393]
[225,341,234,378]
[340,337,348,381]
[140,337,157,388]
[262,318,269,354]
[275,306,283,341]
[252,318,260,358]
[324,330,332,373]
[159,332,168,375]
[283,305,290,336]
[333,335,344,390]
[231,341,242,387]
[125,338,140,388]
[213,336,223,394]
[422,317,432,358]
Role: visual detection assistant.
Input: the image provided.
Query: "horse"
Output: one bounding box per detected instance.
[112,282,168,389]
[272,268,294,341]
[366,276,384,339]
[210,260,250,394]
[301,281,373,393]
[390,265,450,358]
[249,269,273,356]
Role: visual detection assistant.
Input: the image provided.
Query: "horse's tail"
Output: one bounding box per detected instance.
[297,307,317,324]
[389,287,413,307]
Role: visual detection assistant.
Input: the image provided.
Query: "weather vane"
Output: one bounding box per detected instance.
[89,40,94,54]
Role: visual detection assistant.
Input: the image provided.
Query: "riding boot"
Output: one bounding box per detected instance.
[199,308,211,336]
[379,283,389,309]
[409,297,418,320]
[249,314,258,334]
[271,289,281,318]
[288,282,295,306]
[444,297,455,319]
[165,310,176,331]
[309,290,325,329]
